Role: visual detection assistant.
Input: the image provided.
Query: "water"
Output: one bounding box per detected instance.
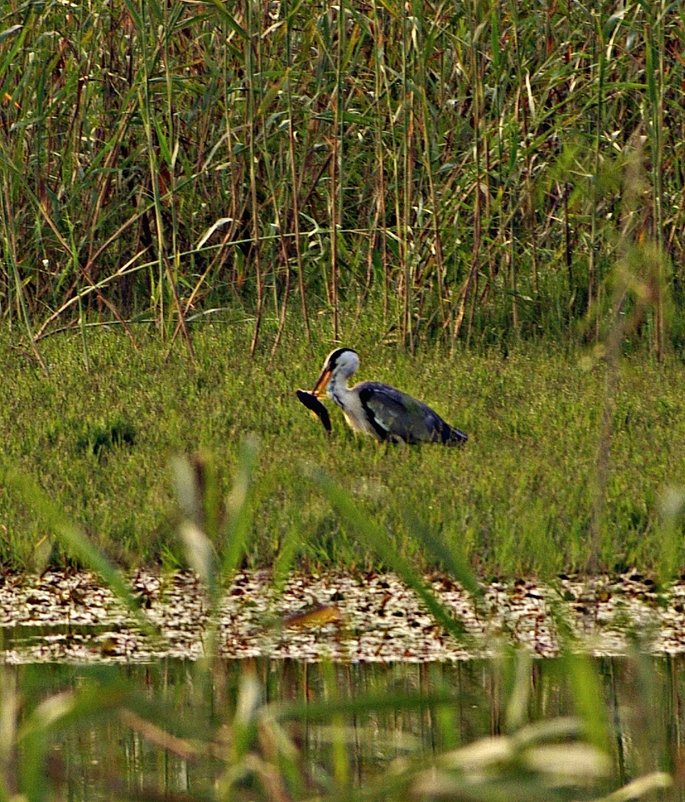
[4,656,683,800]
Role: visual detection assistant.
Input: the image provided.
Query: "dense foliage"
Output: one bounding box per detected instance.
[0,1,682,351]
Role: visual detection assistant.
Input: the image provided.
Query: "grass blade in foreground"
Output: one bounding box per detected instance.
[172,452,221,603]
[311,467,475,648]
[2,466,155,637]
[17,676,131,802]
[222,435,259,578]
[406,511,483,601]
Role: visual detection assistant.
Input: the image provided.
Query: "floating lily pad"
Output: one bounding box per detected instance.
[2,569,685,664]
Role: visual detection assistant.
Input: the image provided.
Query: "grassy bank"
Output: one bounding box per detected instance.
[1,321,684,576]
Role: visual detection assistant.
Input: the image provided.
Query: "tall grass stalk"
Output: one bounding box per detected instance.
[643,0,666,359]
[588,136,670,571]
[276,0,310,353]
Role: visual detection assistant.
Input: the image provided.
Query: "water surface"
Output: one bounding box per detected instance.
[6,656,684,800]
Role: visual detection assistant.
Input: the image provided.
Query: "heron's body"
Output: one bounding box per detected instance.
[313,348,467,446]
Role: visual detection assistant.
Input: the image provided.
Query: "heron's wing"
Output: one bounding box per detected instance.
[357,382,445,443]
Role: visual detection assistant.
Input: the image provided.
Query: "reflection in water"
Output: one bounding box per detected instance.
[5,656,684,800]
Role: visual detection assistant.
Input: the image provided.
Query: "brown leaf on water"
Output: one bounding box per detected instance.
[283,604,342,630]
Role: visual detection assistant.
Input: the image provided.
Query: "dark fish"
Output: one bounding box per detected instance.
[296,389,332,433]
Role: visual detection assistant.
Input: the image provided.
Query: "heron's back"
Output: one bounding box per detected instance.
[356,381,467,445]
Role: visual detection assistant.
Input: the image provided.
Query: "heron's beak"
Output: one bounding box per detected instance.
[312,366,332,398]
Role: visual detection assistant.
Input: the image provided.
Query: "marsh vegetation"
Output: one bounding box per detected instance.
[1,0,685,799]
[0,1,682,355]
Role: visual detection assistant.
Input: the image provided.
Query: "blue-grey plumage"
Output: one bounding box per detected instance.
[311,347,467,446]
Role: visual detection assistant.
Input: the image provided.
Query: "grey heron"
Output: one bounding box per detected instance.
[311,348,468,446]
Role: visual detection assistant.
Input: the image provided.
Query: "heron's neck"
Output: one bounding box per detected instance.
[327,371,353,409]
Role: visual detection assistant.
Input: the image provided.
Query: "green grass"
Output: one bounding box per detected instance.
[2,320,684,577]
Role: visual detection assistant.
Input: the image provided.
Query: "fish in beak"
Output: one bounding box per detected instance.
[295,389,332,433]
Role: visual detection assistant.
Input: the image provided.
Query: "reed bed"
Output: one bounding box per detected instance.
[0,1,682,352]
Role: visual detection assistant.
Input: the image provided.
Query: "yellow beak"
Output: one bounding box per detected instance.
[312,367,332,398]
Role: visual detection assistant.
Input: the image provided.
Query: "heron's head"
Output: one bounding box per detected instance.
[312,348,359,397]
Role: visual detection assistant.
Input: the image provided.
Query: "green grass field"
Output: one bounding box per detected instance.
[2,320,683,577]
